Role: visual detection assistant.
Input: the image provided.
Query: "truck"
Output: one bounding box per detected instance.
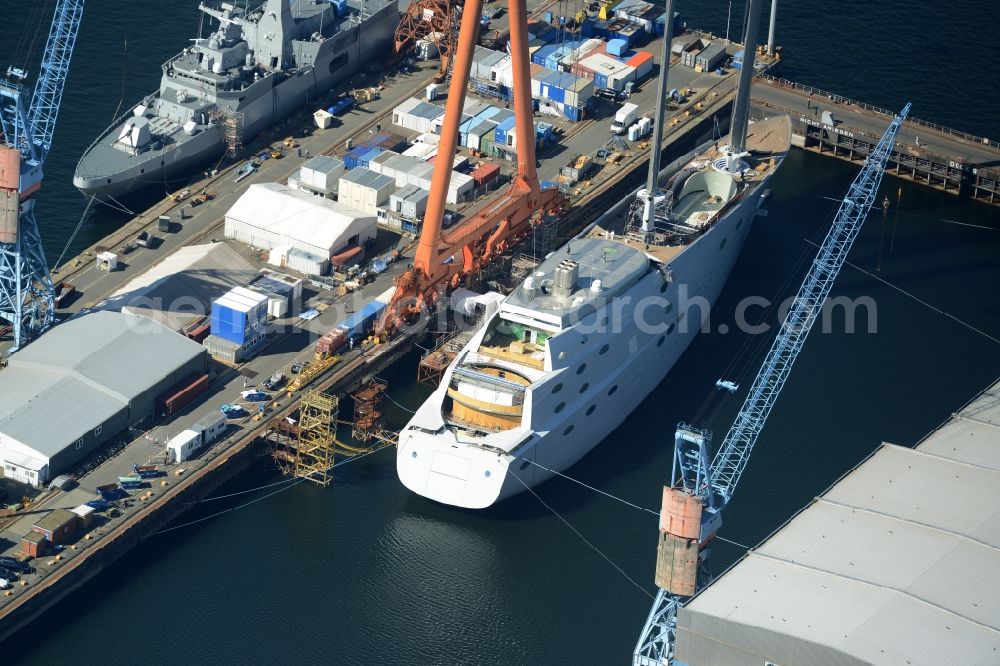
[558,154,599,185]
[610,102,639,135]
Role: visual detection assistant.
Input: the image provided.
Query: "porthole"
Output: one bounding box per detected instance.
[667,323,676,334]
[579,382,589,393]
[586,405,596,416]
[411,451,417,458]
[484,470,492,477]
[519,460,530,470]
[563,425,575,436]
[608,385,618,396]
[552,383,563,394]
[719,238,728,250]
[555,402,566,414]
[660,282,668,293]
[600,316,609,327]
[657,336,665,347]
[736,218,744,229]
[599,344,609,355]
[664,302,673,314]
[576,363,587,376]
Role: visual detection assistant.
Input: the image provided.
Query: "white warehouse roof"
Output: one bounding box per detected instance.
[225,183,376,257]
[104,242,257,331]
[214,285,268,313]
[676,379,1000,666]
[0,311,206,458]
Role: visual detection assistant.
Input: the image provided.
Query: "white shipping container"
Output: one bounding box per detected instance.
[286,249,329,276]
[168,429,203,464]
[195,412,227,444]
[314,109,333,129]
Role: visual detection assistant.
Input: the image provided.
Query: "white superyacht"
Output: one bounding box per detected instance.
[397,28,791,508]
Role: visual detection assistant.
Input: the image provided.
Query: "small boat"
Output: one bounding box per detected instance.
[715,379,739,393]
[220,404,248,418]
[118,475,143,489]
[233,162,256,183]
[241,389,268,402]
[132,464,161,478]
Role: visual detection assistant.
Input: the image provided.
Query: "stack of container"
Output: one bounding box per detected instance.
[206,286,269,363]
[338,168,395,215]
[344,132,407,169]
[337,287,396,341]
[577,52,637,92]
[296,155,344,198]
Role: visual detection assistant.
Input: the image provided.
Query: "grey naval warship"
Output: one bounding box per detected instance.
[74,0,398,200]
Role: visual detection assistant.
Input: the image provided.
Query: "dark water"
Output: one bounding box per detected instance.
[3,2,1000,664]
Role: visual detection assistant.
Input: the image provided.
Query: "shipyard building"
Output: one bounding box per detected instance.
[673,381,1000,666]
[0,311,207,485]
[225,182,377,275]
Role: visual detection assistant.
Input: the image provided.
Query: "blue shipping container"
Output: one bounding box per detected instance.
[211,301,265,346]
[338,300,388,338]
[494,116,516,145]
[533,44,559,66]
[357,147,383,169]
[607,38,628,57]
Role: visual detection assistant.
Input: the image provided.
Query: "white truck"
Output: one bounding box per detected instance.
[610,102,639,135]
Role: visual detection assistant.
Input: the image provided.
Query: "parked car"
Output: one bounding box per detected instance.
[0,557,32,574]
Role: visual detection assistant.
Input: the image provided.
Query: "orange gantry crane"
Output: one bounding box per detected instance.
[379,0,565,337]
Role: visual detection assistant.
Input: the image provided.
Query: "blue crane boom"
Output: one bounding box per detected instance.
[27,0,85,166]
[633,102,910,666]
[0,0,85,349]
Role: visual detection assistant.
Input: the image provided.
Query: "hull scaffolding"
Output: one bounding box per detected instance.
[268,390,339,486]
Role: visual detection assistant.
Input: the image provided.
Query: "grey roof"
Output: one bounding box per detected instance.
[0,311,205,457]
[301,155,344,175]
[678,379,1000,666]
[391,184,429,202]
[341,167,395,190]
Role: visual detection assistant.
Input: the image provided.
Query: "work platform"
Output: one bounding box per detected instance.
[751,75,1000,206]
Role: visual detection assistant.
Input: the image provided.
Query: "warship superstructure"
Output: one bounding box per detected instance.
[73,0,398,200]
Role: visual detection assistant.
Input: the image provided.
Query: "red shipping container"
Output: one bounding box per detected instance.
[316,328,348,356]
[158,372,210,416]
[331,245,364,269]
[626,51,654,80]
[471,162,500,187]
[187,322,210,343]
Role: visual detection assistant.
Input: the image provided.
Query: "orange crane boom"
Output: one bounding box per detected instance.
[379,0,565,336]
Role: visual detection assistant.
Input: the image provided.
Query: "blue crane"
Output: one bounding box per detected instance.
[633,102,910,666]
[0,0,85,349]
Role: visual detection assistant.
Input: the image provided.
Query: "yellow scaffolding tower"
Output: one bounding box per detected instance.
[270,390,339,486]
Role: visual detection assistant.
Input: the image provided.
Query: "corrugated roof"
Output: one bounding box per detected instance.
[391,184,429,203]
[678,379,1000,666]
[341,167,395,190]
[0,311,205,457]
[301,155,344,175]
